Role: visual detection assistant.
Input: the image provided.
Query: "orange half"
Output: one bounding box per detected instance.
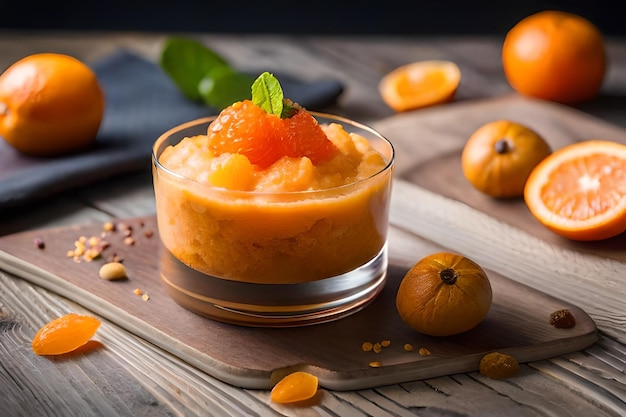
[524,140,626,241]
[379,60,461,112]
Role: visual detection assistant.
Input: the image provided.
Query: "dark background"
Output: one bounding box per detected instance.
[0,1,622,36]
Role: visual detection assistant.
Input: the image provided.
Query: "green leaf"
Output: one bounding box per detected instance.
[251,72,284,117]
[198,67,255,110]
[159,37,230,101]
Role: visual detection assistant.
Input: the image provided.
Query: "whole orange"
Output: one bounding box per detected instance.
[396,252,493,337]
[461,120,552,198]
[502,10,606,104]
[0,53,105,156]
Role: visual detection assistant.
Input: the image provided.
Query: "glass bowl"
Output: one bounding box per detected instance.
[152,113,394,327]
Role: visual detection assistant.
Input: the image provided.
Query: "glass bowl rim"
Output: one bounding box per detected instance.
[152,111,395,197]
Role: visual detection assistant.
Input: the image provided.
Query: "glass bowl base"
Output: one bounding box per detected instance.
[159,245,388,327]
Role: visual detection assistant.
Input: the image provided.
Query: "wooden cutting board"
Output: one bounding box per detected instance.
[0,219,597,391]
[2,95,619,391]
[373,94,626,262]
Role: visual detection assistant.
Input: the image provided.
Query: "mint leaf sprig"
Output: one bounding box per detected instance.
[159,36,255,110]
[251,72,296,119]
[159,38,299,115]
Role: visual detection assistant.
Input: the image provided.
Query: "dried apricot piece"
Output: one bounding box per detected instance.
[270,371,319,404]
[32,313,101,355]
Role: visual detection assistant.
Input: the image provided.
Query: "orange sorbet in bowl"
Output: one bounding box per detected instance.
[152,74,394,326]
[154,111,393,283]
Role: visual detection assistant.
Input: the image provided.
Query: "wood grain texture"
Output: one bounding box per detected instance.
[0,215,598,391]
[1,33,626,417]
[3,240,618,417]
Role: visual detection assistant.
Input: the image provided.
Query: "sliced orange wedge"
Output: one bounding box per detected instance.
[378,60,461,112]
[524,140,626,241]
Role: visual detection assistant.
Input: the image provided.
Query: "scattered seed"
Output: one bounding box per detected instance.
[369,361,383,368]
[99,262,128,281]
[381,340,391,347]
[403,343,414,352]
[143,230,154,238]
[418,347,431,356]
[103,222,116,232]
[67,235,108,262]
[117,222,131,236]
[106,253,124,263]
[134,288,143,296]
[123,237,135,246]
[373,342,382,353]
[362,342,373,352]
[141,293,150,301]
[33,238,45,249]
[83,248,99,262]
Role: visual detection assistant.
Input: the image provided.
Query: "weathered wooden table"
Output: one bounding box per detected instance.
[1,31,625,416]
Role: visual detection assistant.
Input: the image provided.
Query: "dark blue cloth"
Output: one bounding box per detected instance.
[0,50,343,209]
